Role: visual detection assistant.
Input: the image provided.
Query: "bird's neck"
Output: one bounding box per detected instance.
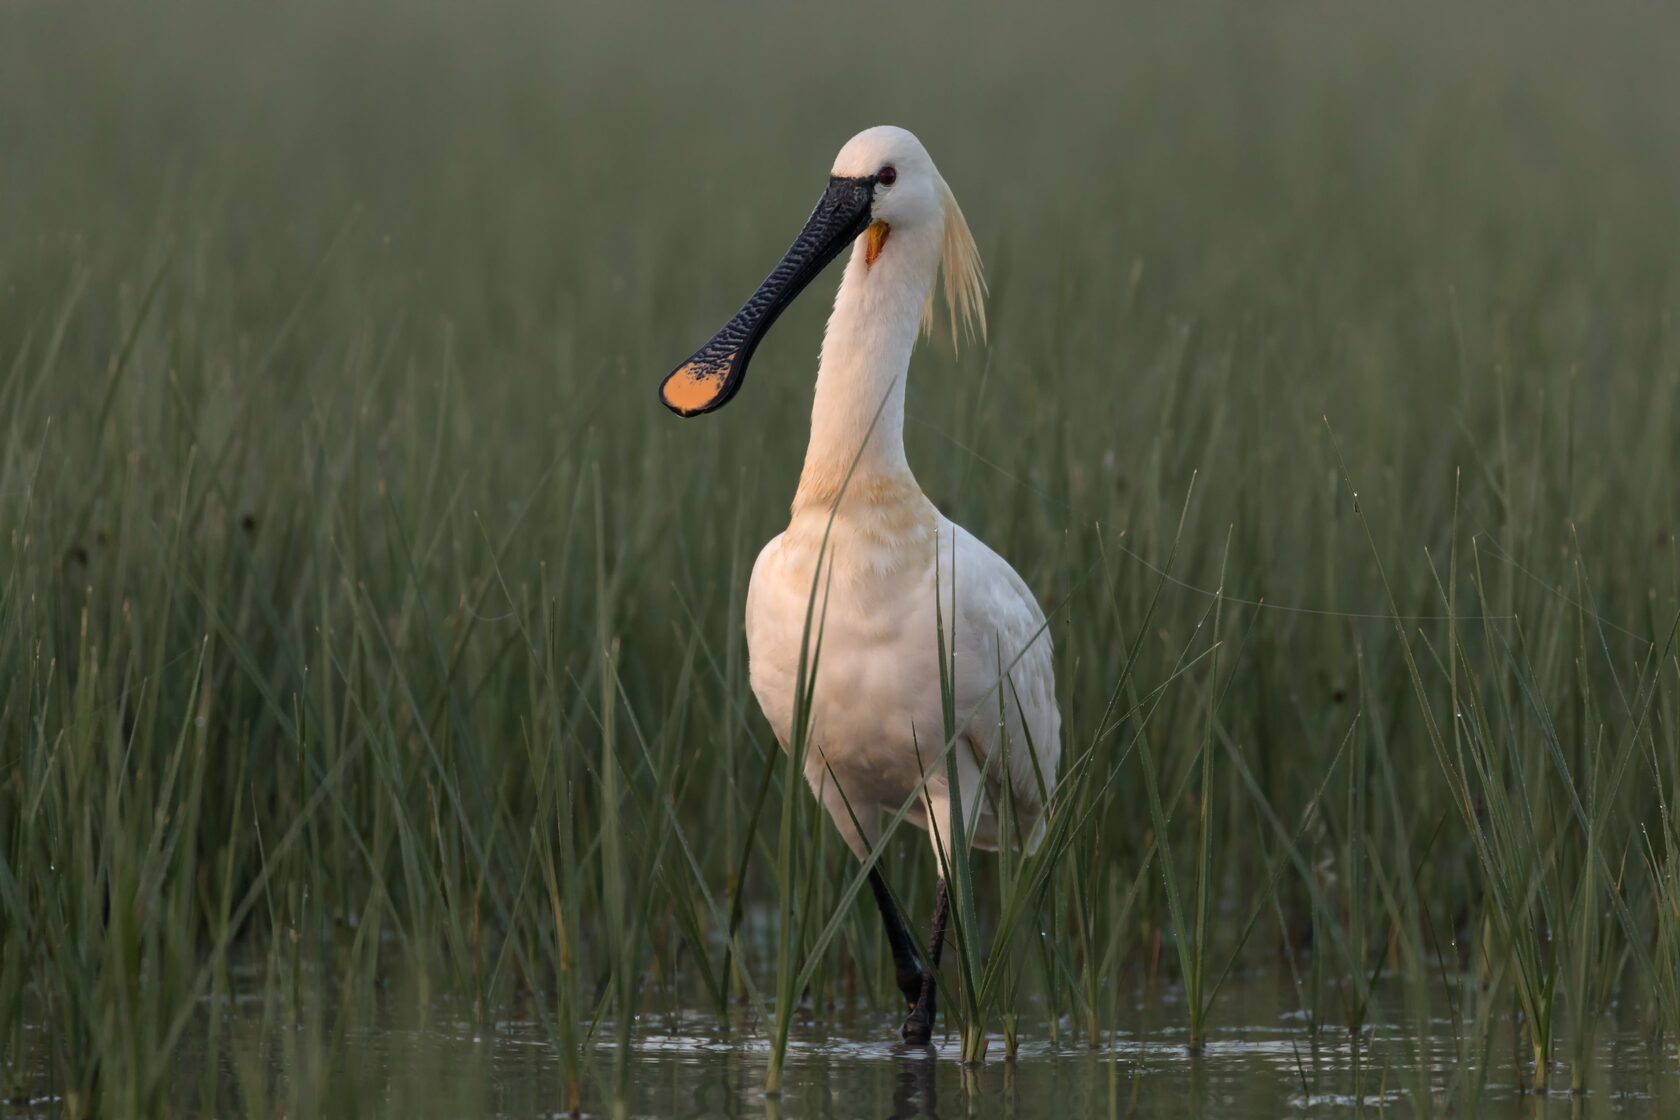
[792,223,940,516]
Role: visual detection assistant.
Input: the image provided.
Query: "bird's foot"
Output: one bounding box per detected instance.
[895,961,926,1011]
[900,973,937,1045]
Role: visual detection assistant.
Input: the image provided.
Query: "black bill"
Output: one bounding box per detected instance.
[659,175,875,417]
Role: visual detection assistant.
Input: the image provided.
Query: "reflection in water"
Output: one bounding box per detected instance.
[680,1051,743,1120]
[1185,1052,1206,1120]
[888,1050,937,1119]
[579,976,1680,1120]
[13,974,1666,1119]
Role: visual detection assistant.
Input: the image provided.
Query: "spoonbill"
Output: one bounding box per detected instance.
[659,125,1059,1044]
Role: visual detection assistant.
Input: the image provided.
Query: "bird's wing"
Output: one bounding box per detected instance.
[943,521,1061,848]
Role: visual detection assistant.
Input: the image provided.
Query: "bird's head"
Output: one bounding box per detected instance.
[658,125,985,417]
[830,125,941,266]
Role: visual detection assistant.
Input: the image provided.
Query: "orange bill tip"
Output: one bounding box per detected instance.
[865,220,890,267]
[659,353,736,416]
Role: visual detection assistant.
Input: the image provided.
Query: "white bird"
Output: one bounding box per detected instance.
[660,125,1060,1043]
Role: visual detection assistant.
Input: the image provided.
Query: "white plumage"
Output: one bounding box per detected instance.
[744,126,1060,874]
[662,124,1060,1040]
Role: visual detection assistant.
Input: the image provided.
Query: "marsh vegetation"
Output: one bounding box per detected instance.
[3,2,1679,1115]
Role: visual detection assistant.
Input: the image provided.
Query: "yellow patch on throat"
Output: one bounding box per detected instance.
[865,220,890,267]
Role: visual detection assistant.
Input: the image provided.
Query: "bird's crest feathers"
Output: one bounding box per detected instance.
[924,177,988,352]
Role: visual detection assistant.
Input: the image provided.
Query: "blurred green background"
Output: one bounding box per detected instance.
[3,2,1679,1116]
[4,0,1677,595]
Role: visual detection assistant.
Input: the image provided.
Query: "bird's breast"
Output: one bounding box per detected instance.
[745,514,946,790]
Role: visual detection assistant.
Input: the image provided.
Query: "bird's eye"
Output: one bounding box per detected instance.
[878,166,897,186]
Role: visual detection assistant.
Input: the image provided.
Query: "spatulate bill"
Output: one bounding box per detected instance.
[659,175,876,417]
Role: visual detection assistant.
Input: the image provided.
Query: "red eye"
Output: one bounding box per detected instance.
[878,166,897,185]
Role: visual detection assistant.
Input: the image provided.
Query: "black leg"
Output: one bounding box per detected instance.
[868,866,929,1010]
[901,880,949,1045]
[927,879,951,968]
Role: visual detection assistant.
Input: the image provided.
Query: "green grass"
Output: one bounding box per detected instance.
[4,0,1680,1115]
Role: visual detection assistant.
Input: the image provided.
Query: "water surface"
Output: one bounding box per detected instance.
[366,977,1680,1118]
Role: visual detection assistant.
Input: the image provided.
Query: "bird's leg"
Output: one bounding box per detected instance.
[867,866,929,1011]
[901,879,949,1045]
[927,878,951,971]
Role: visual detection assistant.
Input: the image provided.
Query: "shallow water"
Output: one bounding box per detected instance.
[361,979,1678,1118]
[10,973,1678,1117]
[563,1016,1672,1117]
